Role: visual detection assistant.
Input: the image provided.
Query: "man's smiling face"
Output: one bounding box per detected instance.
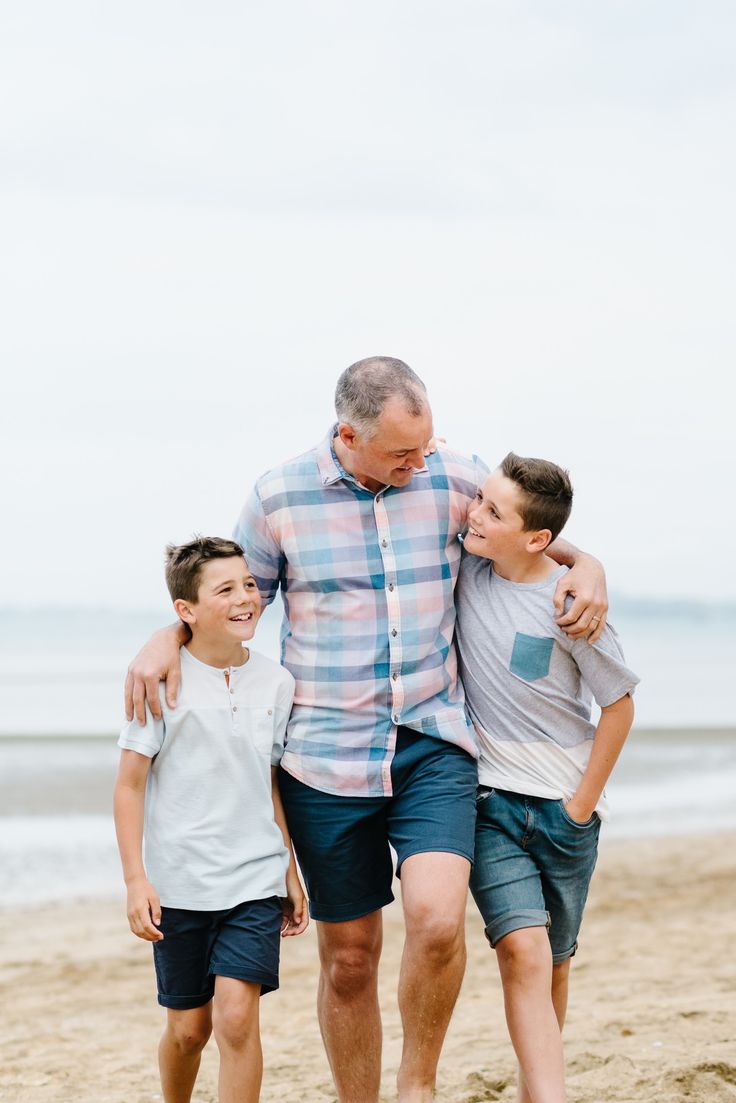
[337,395,434,494]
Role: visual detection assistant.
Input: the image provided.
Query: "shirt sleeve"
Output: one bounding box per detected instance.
[565,623,640,708]
[474,453,491,483]
[233,482,284,609]
[270,671,296,766]
[117,699,166,758]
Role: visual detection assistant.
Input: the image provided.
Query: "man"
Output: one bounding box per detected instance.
[126,357,607,1103]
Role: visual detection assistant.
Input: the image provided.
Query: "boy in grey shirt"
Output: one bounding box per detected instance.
[455,453,638,1103]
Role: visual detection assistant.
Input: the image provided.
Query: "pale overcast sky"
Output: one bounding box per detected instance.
[2,1,734,607]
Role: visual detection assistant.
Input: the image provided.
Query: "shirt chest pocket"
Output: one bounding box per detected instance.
[509,633,555,682]
[244,707,275,757]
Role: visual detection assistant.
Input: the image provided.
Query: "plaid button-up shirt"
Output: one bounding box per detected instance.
[234,427,488,797]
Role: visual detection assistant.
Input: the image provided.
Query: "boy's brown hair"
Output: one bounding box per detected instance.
[500,452,573,543]
[165,536,246,604]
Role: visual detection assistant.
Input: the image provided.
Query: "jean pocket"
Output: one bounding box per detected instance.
[476,785,495,804]
[558,800,599,829]
[509,633,555,681]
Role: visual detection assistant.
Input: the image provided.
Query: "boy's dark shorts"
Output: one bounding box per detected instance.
[278,726,477,923]
[152,896,282,1009]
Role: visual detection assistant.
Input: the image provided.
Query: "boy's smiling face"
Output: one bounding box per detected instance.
[175,557,262,644]
[464,471,531,563]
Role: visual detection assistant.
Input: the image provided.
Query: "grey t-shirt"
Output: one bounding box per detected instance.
[455,551,639,819]
[118,647,294,909]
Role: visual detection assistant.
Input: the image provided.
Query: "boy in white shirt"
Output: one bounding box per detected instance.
[455,454,638,1103]
[114,536,307,1103]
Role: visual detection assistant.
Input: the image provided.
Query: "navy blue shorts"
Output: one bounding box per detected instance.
[278,727,477,923]
[152,896,282,1009]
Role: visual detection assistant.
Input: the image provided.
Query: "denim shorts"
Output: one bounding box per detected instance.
[278,727,477,923]
[470,787,600,963]
[152,896,283,1009]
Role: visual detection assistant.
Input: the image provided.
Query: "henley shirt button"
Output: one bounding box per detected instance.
[388,583,394,591]
[391,628,398,637]
[381,539,388,547]
[267,709,273,715]
[232,706,238,712]
[393,714,399,723]
[392,672,398,681]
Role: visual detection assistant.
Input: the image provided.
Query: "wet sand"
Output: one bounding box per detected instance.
[1,832,735,1102]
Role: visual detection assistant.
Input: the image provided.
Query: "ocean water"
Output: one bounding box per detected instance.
[0,602,734,908]
[0,601,734,735]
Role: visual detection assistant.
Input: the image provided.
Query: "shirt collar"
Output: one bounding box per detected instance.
[315,424,345,487]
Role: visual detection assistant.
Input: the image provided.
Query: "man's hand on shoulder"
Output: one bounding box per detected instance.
[124,623,188,724]
[423,435,446,456]
[553,552,608,644]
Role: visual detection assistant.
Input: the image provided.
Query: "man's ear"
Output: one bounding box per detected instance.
[174,598,196,626]
[527,528,552,553]
[337,422,358,451]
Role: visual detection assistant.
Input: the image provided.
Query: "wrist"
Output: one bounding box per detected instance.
[124,871,148,887]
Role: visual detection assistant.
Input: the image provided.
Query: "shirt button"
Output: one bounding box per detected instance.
[229,687,234,694]
[388,583,394,591]
[267,709,273,716]
[393,714,399,723]
[381,539,388,548]
[232,706,238,712]
[391,629,398,637]
[392,672,398,681]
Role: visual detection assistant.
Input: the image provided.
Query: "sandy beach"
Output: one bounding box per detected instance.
[2,831,734,1103]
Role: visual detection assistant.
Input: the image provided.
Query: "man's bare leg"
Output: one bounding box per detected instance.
[396,852,471,1103]
[159,1005,212,1103]
[317,911,384,1103]
[495,928,566,1103]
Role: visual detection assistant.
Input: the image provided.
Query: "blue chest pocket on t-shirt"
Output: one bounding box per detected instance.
[510,633,555,681]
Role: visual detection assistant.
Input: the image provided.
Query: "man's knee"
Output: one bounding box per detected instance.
[401,852,469,962]
[320,925,382,1000]
[405,904,466,966]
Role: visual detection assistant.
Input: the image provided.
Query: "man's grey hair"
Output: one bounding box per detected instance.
[334,357,428,438]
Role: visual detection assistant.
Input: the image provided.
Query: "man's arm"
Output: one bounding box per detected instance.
[547,537,608,643]
[564,694,635,823]
[124,622,189,724]
[113,749,163,941]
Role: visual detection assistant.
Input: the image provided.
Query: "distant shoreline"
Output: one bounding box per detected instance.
[1,725,735,741]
